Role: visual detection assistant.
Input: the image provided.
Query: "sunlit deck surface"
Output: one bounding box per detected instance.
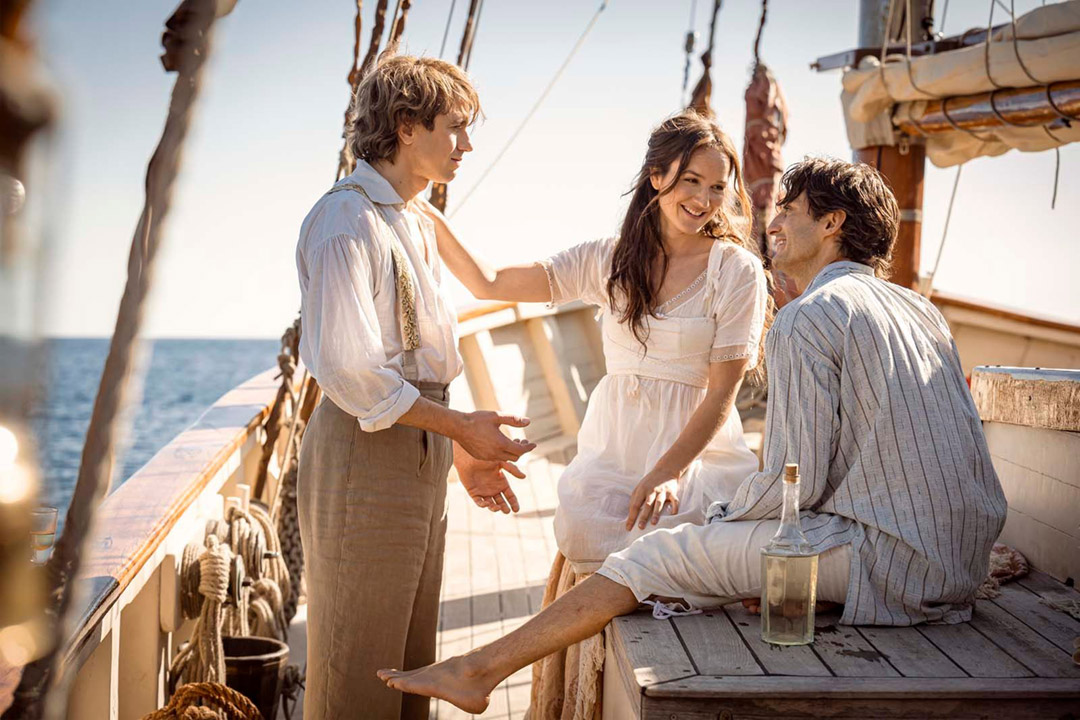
[282,423,1080,719]
[284,438,576,720]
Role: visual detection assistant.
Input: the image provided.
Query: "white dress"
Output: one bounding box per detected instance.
[541,237,768,572]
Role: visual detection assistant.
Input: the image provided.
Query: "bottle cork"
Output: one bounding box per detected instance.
[783,463,799,483]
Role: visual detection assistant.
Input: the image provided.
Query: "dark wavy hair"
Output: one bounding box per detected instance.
[606,110,771,373]
[777,158,900,278]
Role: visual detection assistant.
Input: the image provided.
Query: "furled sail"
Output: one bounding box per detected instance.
[741,2,798,305]
[842,0,1080,167]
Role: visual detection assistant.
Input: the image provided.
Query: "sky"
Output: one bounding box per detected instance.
[28,0,1080,338]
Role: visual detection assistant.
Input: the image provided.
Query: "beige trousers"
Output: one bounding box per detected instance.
[298,385,453,720]
[597,518,852,610]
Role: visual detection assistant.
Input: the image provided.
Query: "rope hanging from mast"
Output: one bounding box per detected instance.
[687,0,721,115]
[428,0,484,212]
[5,2,237,718]
[388,0,412,47]
[338,0,404,180]
[741,0,796,306]
[752,0,767,65]
[681,0,699,107]
[438,0,458,58]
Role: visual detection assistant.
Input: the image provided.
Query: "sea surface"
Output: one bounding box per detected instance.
[31,338,280,530]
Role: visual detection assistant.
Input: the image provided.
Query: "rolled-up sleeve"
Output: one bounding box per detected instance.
[299,231,420,432]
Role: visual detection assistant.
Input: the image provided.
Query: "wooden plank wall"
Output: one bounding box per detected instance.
[971,367,1080,584]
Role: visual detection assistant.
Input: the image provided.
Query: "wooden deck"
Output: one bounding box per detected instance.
[284,438,574,720]
[606,573,1080,719]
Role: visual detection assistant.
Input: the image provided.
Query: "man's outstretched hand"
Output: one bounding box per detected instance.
[453,441,527,514]
[456,411,536,462]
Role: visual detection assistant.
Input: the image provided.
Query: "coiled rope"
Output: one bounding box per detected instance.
[171,536,233,687]
[141,682,260,720]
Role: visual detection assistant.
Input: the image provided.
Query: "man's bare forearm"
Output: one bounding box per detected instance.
[397,396,468,439]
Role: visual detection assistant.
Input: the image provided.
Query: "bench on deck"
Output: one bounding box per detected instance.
[603,366,1080,719]
[604,573,1080,719]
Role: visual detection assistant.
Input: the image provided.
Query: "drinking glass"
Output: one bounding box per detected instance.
[30,506,58,565]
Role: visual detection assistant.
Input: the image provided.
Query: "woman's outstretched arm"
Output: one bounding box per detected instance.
[416,199,552,303]
[624,357,749,529]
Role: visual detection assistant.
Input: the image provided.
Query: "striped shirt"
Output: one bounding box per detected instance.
[714,261,1007,625]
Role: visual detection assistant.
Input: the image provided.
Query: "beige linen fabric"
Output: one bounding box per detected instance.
[597,519,851,610]
[298,384,453,720]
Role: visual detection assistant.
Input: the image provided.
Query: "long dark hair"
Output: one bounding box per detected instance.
[606,111,771,373]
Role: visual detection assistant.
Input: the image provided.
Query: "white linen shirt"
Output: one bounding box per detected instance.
[295,161,463,432]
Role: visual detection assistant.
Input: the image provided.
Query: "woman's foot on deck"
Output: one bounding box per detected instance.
[377,655,497,715]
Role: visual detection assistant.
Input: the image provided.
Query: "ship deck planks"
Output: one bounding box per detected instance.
[605,573,1080,719]
[283,432,1080,719]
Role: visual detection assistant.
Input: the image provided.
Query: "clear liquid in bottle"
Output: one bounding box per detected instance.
[759,463,820,646]
[761,552,818,645]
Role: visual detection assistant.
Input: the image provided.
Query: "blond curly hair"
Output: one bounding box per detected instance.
[346,54,481,165]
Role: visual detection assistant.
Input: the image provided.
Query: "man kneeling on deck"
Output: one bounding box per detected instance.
[377,157,1008,715]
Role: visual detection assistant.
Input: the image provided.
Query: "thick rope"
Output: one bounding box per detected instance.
[358,0,390,79]
[249,503,291,608]
[388,0,411,46]
[170,536,232,688]
[140,682,260,720]
[254,319,300,499]
[6,4,233,718]
[751,0,766,65]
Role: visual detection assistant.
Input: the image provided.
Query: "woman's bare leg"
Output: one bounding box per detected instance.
[377,575,639,714]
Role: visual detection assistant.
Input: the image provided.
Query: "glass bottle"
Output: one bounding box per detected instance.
[760,463,819,645]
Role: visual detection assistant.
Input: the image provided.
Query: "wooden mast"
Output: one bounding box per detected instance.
[853,0,932,290]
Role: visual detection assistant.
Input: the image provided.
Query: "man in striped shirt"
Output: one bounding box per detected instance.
[378,158,1007,715]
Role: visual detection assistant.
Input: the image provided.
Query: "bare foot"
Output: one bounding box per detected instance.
[377,655,496,715]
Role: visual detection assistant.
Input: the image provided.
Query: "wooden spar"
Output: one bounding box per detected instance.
[896,81,1080,136]
[853,0,930,290]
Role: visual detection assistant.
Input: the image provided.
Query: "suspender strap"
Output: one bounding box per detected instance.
[326,182,421,382]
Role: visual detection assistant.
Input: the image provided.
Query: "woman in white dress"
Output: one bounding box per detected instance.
[423,110,770,717]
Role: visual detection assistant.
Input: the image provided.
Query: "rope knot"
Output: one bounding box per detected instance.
[198,537,231,604]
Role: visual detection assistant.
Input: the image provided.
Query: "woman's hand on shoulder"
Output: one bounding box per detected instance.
[625,469,681,531]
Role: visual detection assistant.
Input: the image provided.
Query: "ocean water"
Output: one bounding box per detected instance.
[30,338,280,528]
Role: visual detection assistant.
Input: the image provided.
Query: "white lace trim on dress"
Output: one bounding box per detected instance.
[537,260,559,308]
[709,349,753,363]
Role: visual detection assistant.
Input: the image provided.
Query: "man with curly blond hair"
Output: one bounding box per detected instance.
[295,55,535,719]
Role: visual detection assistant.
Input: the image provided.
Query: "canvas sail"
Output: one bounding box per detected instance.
[842,0,1080,166]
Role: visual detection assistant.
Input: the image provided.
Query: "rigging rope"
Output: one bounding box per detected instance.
[388,0,412,46]
[347,0,364,87]
[681,0,698,106]
[438,0,457,57]
[752,0,767,65]
[449,0,610,217]
[921,163,963,298]
[5,4,234,718]
[428,0,483,211]
[463,0,486,69]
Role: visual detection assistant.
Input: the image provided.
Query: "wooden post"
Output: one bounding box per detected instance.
[854,0,931,290]
[855,144,925,289]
